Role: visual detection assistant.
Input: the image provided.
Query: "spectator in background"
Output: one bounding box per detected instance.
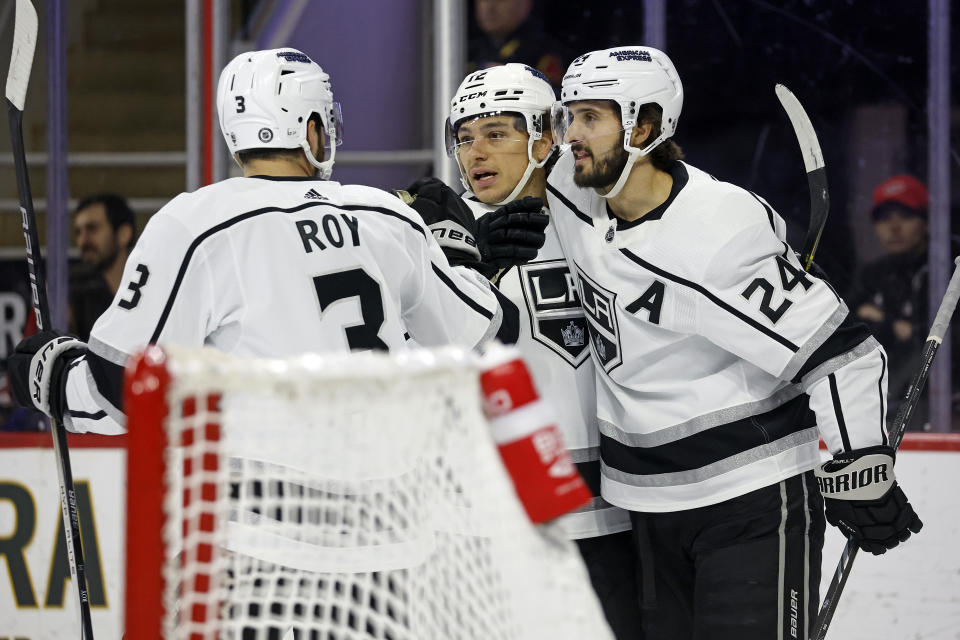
[469,0,569,89]
[70,194,136,340]
[849,174,959,429]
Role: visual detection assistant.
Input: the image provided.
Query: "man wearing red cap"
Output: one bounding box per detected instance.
[850,174,957,426]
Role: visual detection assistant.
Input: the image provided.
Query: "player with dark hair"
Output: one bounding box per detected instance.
[546,46,922,639]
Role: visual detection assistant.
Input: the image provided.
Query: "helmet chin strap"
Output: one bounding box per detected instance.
[599,134,663,200]
[493,135,550,206]
[301,118,337,179]
[302,139,334,179]
[599,148,640,200]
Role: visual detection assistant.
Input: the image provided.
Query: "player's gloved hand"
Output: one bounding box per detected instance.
[399,177,482,265]
[8,330,86,421]
[476,196,548,271]
[815,445,922,555]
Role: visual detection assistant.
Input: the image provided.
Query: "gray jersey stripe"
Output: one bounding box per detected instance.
[88,336,132,367]
[781,303,849,381]
[799,336,879,390]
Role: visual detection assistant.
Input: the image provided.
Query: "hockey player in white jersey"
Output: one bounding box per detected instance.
[414,63,638,637]
[546,46,922,639]
[8,48,533,437]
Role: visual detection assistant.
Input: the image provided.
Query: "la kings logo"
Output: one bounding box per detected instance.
[518,260,589,367]
[575,265,622,373]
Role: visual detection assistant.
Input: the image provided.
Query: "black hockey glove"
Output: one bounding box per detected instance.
[8,330,87,422]
[815,445,922,555]
[476,196,548,272]
[400,177,483,266]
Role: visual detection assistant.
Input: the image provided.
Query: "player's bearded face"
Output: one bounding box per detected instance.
[455,115,529,204]
[564,102,629,191]
[571,134,629,190]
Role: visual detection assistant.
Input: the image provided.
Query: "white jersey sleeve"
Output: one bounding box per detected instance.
[692,191,888,456]
[64,206,204,433]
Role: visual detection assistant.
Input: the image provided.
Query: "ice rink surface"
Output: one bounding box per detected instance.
[820,449,960,639]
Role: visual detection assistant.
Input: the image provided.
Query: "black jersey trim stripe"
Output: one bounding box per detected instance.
[429,263,494,320]
[600,393,815,475]
[608,161,688,230]
[878,350,888,446]
[546,183,593,225]
[749,191,777,233]
[490,284,520,344]
[68,409,107,420]
[63,359,107,420]
[619,248,800,352]
[149,201,425,342]
[828,373,852,453]
[87,349,125,411]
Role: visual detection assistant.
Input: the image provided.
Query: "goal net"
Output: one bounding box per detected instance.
[124,345,613,640]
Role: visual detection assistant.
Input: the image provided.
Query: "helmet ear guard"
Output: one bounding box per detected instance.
[216,48,343,178]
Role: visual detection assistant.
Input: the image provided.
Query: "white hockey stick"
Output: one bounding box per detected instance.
[776,84,829,272]
[6,1,95,637]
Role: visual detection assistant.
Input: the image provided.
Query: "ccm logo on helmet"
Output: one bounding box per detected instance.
[458,91,487,102]
[609,50,652,62]
[276,51,311,64]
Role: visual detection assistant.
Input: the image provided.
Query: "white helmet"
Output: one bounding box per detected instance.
[554,46,683,199]
[216,48,343,179]
[445,63,556,205]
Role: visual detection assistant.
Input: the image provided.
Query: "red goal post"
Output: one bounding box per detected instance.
[123,345,612,639]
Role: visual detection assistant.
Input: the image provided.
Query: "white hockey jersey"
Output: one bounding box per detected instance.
[546,155,889,512]
[63,176,516,434]
[464,195,630,538]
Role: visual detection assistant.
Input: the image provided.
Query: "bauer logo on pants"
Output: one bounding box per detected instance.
[575,265,622,373]
[519,260,590,368]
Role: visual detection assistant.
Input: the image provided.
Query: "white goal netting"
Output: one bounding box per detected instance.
[125,345,613,640]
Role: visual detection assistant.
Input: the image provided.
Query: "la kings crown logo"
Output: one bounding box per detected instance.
[574,265,623,373]
[518,260,590,367]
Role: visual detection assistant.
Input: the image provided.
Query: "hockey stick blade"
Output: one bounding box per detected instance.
[814,256,960,639]
[6,1,95,638]
[776,84,829,271]
[4,0,37,110]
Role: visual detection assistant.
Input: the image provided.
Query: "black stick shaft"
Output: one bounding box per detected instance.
[8,98,95,639]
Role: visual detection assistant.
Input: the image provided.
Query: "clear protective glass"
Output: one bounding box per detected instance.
[445,112,528,157]
[325,101,344,147]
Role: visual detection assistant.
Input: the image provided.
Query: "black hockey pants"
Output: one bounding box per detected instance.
[631,471,825,640]
[576,530,644,639]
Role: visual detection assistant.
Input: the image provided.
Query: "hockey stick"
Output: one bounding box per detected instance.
[6,1,95,637]
[813,256,960,639]
[775,84,829,271]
